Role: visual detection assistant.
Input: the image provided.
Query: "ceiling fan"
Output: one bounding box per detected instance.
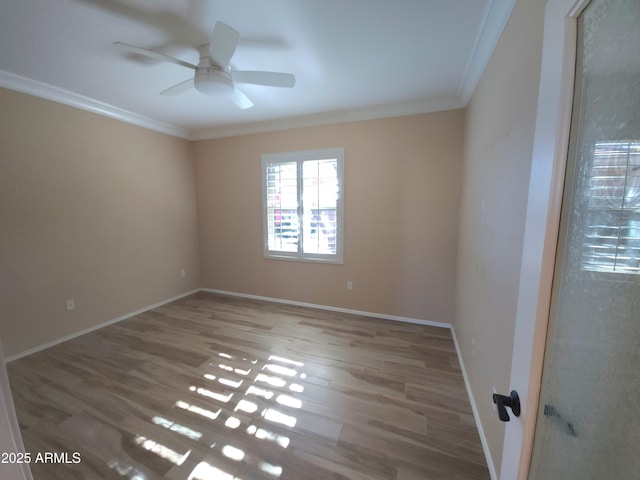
[115,21,295,109]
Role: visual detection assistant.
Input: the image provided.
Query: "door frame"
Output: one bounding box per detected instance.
[499,0,590,478]
[0,339,33,480]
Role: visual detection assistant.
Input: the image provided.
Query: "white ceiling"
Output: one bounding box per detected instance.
[0,0,515,139]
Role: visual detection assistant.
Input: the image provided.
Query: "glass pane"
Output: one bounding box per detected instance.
[529,0,640,478]
[582,141,640,273]
[265,162,298,252]
[302,159,338,255]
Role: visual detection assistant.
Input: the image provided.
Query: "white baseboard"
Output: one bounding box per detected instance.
[6,287,450,363]
[200,288,452,329]
[450,326,497,480]
[203,288,496,476]
[6,286,495,478]
[5,289,200,363]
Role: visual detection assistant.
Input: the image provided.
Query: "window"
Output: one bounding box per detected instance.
[262,148,344,263]
[581,141,640,274]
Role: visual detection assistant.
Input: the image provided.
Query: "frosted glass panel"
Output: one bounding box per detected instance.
[529,0,640,478]
[581,141,640,273]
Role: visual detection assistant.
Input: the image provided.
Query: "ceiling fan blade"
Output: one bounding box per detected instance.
[209,21,239,67]
[160,78,194,96]
[232,71,295,88]
[114,42,197,70]
[231,88,254,109]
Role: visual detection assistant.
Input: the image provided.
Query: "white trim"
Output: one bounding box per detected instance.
[200,288,452,329]
[0,68,465,141]
[6,287,451,362]
[4,285,496,476]
[450,326,498,480]
[190,97,465,140]
[500,0,589,478]
[0,70,191,140]
[4,289,200,363]
[0,341,33,480]
[457,0,517,104]
[203,288,494,476]
[0,0,517,145]
[261,148,345,264]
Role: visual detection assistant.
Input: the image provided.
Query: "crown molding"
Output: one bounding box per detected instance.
[0,69,465,141]
[457,0,517,103]
[0,69,191,139]
[4,43,512,143]
[191,95,466,140]
[0,2,516,142]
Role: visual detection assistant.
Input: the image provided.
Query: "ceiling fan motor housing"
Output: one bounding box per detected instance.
[115,26,292,106]
[194,66,234,96]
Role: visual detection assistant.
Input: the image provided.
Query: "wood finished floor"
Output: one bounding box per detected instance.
[7,292,490,480]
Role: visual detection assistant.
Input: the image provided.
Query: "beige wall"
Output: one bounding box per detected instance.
[0,89,200,359]
[195,111,464,322]
[454,0,546,475]
[0,5,553,469]
[1,91,462,358]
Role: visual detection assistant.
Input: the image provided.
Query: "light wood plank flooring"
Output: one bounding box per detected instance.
[7,292,490,480]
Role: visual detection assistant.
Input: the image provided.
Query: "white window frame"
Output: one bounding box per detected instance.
[261,147,344,264]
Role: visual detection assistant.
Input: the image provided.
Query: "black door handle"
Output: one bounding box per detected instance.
[544,404,578,437]
[493,390,521,422]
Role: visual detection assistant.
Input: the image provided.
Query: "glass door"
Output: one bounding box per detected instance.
[529,0,640,478]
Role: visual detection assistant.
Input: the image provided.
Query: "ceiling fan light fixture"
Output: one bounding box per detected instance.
[194,67,234,96]
[116,22,294,106]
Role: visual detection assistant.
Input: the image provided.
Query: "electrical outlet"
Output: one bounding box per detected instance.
[346,281,353,290]
[180,269,186,278]
[66,299,75,311]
